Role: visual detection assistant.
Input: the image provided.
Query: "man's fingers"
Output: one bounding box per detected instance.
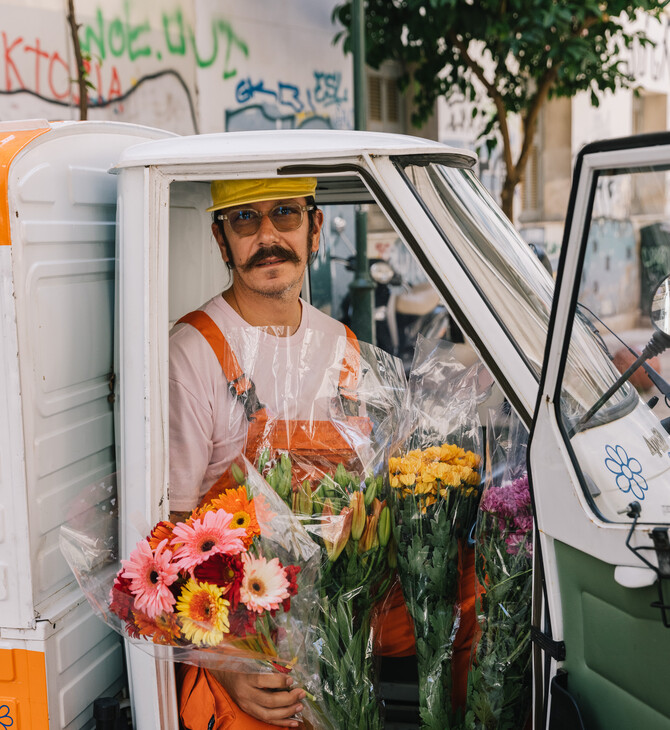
[219,671,307,727]
[251,700,304,727]
[238,689,304,726]
[252,673,294,690]
[254,687,305,710]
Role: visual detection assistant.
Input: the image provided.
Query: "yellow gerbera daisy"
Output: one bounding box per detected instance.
[176,579,230,646]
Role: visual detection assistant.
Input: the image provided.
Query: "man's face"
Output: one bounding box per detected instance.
[211,197,323,299]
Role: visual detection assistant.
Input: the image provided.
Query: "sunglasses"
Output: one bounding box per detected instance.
[217,203,315,237]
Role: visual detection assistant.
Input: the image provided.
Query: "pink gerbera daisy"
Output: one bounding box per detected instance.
[239,554,290,614]
[120,538,179,618]
[171,509,246,573]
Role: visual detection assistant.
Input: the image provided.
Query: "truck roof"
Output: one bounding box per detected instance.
[112,129,477,170]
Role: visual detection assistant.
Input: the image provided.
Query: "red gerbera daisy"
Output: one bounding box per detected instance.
[281,565,301,612]
[149,521,175,550]
[227,606,257,638]
[110,574,134,623]
[193,553,244,609]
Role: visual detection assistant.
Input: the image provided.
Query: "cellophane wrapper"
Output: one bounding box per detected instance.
[59,458,333,730]
[390,335,484,730]
[465,405,532,730]
[215,332,406,730]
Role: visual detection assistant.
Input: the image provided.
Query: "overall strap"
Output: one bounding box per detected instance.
[176,310,265,421]
[339,324,362,413]
[177,310,361,417]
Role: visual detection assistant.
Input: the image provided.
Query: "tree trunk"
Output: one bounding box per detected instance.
[500,174,517,224]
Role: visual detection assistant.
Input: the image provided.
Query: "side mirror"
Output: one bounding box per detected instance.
[651,276,670,336]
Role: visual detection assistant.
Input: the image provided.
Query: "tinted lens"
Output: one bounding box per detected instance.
[228,208,261,236]
[269,204,303,231]
[224,204,305,236]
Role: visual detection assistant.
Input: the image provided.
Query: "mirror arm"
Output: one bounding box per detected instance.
[572,329,670,435]
[642,362,670,397]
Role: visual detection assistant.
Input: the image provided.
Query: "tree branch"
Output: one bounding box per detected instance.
[450,33,514,175]
[67,0,88,120]
[513,11,598,178]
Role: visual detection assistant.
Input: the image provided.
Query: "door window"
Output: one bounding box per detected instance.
[559,163,670,522]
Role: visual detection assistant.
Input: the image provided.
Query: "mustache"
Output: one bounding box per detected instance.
[239,245,301,271]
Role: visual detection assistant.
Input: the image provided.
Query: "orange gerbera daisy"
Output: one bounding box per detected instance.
[134,609,181,644]
[148,521,175,550]
[209,487,260,546]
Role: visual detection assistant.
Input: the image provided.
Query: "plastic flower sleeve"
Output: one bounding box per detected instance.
[169,319,406,728]
[59,458,333,730]
[249,340,406,730]
[171,326,403,509]
[466,404,532,730]
[389,335,485,729]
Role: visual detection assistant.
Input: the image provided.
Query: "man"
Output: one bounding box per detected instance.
[169,177,353,729]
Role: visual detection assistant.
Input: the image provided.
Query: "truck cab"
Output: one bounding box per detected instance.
[2,122,670,728]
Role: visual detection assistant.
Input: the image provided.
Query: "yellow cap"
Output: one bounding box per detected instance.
[207,177,317,212]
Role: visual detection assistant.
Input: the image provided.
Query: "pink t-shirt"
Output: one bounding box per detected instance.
[168,294,349,511]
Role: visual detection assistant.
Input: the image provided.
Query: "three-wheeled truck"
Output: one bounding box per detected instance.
[2,119,670,729]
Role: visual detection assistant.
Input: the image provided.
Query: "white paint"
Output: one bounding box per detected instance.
[0,0,354,136]
[0,119,173,729]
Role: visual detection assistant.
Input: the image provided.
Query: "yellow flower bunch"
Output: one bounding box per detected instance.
[389,443,481,506]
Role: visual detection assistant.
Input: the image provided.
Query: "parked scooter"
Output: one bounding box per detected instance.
[333,249,456,371]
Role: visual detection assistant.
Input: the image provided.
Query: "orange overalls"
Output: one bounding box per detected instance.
[174,310,477,729]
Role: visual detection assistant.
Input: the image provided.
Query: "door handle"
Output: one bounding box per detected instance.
[614,565,657,588]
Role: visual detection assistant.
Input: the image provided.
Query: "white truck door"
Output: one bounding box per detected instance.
[529,134,670,730]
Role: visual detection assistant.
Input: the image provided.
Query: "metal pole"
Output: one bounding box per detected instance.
[349,0,375,344]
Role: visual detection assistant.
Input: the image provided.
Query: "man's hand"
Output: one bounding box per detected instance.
[212,670,307,727]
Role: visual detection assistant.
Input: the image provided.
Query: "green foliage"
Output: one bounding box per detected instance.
[393,486,480,728]
[333,0,668,217]
[334,0,667,127]
[259,450,391,729]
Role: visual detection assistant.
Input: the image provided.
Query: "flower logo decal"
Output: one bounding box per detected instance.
[604,444,648,500]
[0,705,14,728]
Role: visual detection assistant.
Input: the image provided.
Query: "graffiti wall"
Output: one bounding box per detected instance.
[0,0,353,134]
[196,0,352,133]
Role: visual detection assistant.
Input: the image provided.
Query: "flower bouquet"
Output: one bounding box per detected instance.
[242,340,406,730]
[257,453,395,730]
[466,407,533,730]
[59,459,331,729]
[390,336,484,730]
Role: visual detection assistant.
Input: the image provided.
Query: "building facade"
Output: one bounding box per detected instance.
[0,0,354,135]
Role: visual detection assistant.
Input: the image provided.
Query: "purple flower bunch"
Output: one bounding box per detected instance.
[467,472,533,728]
[479,475,532,556]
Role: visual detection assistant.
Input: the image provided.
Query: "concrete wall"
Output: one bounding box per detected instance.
[0,0,353,134]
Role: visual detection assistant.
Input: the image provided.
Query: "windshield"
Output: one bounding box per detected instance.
[399,162,633,424]
[400,164,554,374]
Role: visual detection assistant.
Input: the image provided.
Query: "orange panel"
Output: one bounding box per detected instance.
[0,126,50,246]
[0,648,49,729]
